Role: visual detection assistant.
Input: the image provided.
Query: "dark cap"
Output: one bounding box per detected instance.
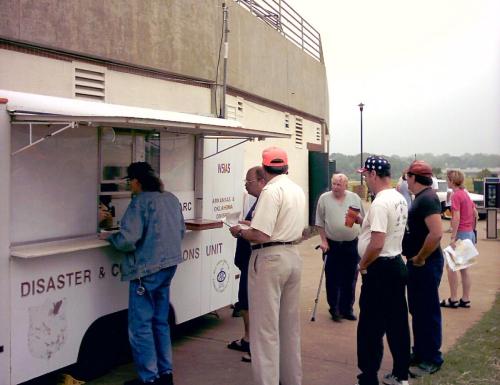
[408,160,433,177]
[125,162,154,180]
[357,156,391,173]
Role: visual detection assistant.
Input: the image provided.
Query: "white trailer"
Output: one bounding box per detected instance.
[0,90,287,384]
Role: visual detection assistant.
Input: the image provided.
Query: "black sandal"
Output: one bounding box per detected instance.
[459,299,471,308]
[440,298,459,308]
[227,338,250,352]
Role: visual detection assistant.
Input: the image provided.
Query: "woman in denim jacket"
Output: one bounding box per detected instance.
[103,162,185,385]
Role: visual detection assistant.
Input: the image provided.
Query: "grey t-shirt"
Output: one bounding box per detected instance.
[315,190,365,241]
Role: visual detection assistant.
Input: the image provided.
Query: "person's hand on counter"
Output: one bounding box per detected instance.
[98,231,112,240]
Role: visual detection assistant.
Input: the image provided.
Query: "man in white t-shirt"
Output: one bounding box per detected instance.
[229,147,305,385]
[356,156,410,385]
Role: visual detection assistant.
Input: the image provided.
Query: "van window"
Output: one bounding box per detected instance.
[438,181,448,192]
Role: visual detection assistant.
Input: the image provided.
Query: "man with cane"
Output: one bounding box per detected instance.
[315,173,364,321]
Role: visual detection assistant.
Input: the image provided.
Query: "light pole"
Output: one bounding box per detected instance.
[358,103,364,186]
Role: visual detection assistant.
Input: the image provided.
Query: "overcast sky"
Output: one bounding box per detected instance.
[286,0,500,156]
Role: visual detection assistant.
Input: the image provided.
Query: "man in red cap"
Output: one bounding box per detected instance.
[402,160,444,378]
[230,146,305,385]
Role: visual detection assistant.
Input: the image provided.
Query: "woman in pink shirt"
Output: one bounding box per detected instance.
[440,170,478,309]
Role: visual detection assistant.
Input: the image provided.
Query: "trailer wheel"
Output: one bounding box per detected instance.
[75,310,131,381]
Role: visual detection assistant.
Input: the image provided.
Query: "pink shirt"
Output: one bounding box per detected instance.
[451,189,474,232]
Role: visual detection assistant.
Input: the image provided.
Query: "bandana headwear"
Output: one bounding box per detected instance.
[357,156,391,173]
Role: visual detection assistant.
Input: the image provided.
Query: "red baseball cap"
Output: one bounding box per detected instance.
[262,146,288,167]
[408,160,433,177]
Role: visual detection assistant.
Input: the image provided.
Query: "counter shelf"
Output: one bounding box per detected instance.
[10,235,110,259]
[11,219,223,258]
[184,219,223,231]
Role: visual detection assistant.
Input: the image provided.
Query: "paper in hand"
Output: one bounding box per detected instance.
[443,239,479,271]
[221,211,250,229]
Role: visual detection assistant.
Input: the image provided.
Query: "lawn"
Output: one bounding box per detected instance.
[415,293,500,385]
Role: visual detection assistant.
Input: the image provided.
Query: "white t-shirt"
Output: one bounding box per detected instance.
[251,174,305,242]
[357,188,408,258]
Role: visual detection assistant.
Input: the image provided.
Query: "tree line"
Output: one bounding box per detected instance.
[330,153,500,181]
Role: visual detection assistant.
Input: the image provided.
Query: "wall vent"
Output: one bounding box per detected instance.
[295,116,303,148]
[284,113,290,131]
[226,97,244,120]
[315,126,321,142]
[74,66,106,101]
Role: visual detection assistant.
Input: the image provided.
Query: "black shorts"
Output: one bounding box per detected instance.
[237,263,249,311]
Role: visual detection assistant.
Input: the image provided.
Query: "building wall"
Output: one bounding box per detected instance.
[0,0,328,122]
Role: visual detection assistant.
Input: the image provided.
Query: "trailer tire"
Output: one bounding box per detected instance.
[75,310,131,381]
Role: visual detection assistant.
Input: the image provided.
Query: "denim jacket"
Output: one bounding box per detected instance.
[109,191,185,281]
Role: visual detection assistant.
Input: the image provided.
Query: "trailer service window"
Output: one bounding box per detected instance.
[98,127,195,229]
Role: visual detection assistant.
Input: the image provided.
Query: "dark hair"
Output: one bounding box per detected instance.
[263,164,288,175]
[250,166,265,180]
[138,174,163,192]
[413,174,433,186]
[374,168,391,178]
[127,162,163,192]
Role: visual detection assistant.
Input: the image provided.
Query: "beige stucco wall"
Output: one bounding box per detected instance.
[0,0,328,122]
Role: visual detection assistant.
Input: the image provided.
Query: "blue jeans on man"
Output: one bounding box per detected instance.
[407,255,444,366]
[128,266,177,383]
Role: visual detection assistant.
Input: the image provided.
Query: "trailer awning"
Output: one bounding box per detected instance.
[1,89,289,139]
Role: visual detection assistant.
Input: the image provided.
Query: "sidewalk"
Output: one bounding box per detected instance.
[88,219,499,385]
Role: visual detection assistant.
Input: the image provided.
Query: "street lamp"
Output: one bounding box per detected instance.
[358,102,364,186]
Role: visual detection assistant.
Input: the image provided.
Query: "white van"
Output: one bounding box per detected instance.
[0,90,286,384]
[435,179,485,219]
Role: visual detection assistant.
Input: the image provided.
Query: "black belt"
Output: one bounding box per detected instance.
[377,255,400,261]
[251,241,297,250]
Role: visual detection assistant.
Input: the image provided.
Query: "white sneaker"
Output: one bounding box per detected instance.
[382,373,409,385]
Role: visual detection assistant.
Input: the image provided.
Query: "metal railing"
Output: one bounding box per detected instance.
[234,0,323,62]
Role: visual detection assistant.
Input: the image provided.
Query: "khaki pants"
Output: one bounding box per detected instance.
[248,245,302,385]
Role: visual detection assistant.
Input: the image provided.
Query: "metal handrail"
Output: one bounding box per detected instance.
[234,0,322,62]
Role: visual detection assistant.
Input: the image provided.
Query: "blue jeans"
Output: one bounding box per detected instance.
[407,256,444,366]
[457,230,476,243]
[128,266,177,382]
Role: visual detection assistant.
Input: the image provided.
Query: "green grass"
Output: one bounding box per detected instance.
[415,292,500,385]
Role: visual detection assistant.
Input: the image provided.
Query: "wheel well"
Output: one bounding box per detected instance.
[74,303,176,381]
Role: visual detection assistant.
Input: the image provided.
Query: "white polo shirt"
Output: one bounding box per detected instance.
[250,174,305,242]
[357,188,408,258]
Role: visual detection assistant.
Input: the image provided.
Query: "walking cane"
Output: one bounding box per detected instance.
[310,245,328,322]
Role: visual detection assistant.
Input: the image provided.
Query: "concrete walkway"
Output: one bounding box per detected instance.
[89,220,499,385]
